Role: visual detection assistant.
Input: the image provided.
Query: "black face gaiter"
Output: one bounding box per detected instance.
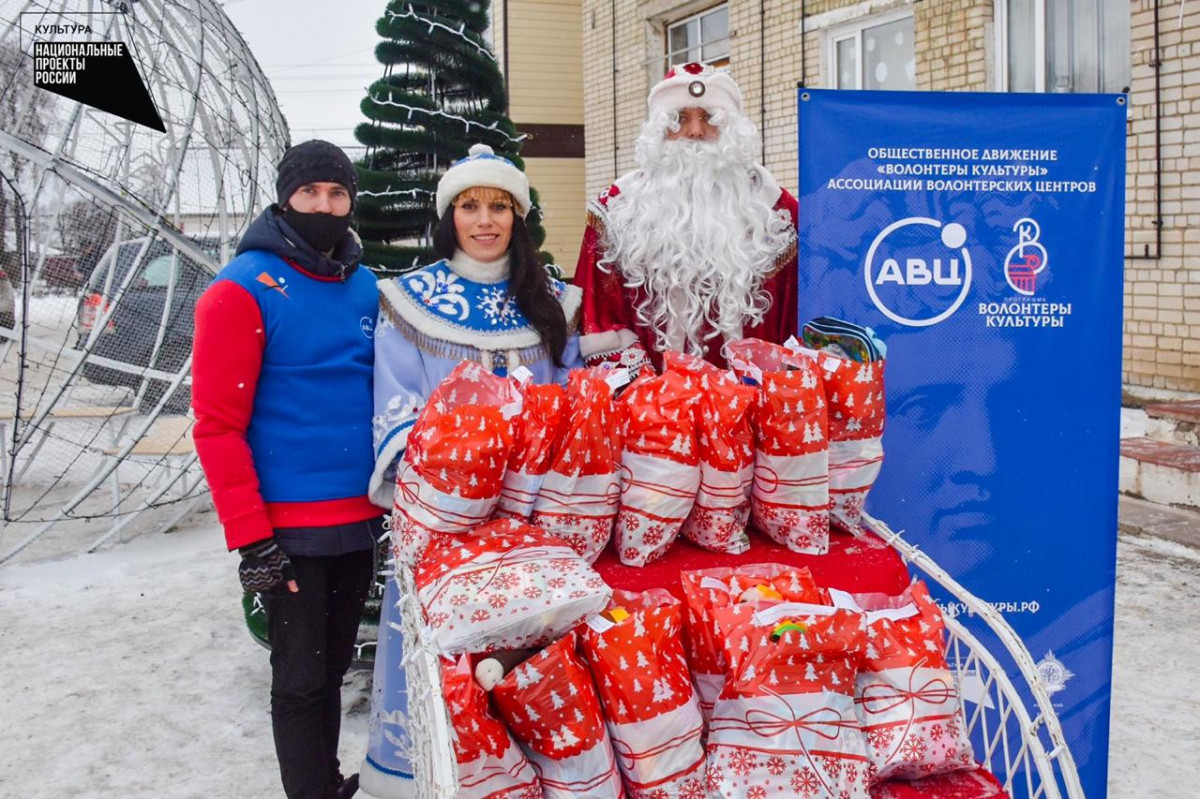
[282,207,351,253]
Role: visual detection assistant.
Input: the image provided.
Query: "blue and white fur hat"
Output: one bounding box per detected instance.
[436,143,531,219]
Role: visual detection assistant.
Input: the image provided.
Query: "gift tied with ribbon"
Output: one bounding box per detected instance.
[612,366,702,566]
[830,582,976,782]
[726,338,832,555]
[441,653,542,799]
[391,361,522,565]
[415,518,612,655]
[578,588,707,797]
[797,317,887,534]
[664,352,759,555]
[491,631,626,799]
[706,600,872,799]
[530,367,624,563]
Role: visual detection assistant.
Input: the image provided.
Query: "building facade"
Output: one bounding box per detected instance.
[493,0,589,267]
[580,0,1200,394]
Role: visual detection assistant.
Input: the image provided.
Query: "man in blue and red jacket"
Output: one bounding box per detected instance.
[193,140,380,799]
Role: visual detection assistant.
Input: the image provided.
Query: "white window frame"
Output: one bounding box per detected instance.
[826,8,915,91]
[994,0,1044,92]
[994,0,1130,93]
[664,3,730,74]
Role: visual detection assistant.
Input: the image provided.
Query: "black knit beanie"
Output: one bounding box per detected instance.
[276,140,358,210]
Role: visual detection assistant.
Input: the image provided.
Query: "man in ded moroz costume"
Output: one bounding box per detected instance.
[574,63,799,370]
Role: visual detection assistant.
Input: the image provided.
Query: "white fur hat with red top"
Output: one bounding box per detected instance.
[647,62,744,121]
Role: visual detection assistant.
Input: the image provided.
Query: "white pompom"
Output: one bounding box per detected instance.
[474,658,505,691]
[468,143,494,157]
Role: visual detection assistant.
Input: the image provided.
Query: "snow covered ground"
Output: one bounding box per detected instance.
[0,516,1197,798]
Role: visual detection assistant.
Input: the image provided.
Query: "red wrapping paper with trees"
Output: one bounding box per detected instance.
[491,631,626,799]
[706,602,872,799]
[392,361,521,564]
[680,564,826,721]
[530,368,623,563]
[613,368,702,566]
[870,768,1009,799]
[579,588,706,797]
[830,582,975,783]
[808,349,885,533]
[415,518,612,654]
[726,339,831,555]
[665,352,757,555]
[496,382,569,521]
[441,653,541,799]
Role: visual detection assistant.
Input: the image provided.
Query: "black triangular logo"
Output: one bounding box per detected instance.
[32,41,164,133]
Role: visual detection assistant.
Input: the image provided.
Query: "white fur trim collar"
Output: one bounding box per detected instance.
[378,271,582,351]
[449,251,510,284]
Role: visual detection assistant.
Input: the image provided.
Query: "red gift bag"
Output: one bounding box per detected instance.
[805,348,885,533]
[830,582,975,783]
[442,653,541,799]
[579,589,706,797]
[492,631,626,799]
[392,361,522,564]
[726,339,831,555]
[496,382,569,521]
[531,368,623,563]
[706,602,871,799]
[613,367,702,566]
[665,352,758,555]
[680,564,826,722]
[416,518,612,654]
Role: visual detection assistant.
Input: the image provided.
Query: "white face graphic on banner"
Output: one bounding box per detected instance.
[864,217,973,327]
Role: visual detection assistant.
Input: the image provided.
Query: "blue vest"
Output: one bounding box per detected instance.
[214,251,378,503]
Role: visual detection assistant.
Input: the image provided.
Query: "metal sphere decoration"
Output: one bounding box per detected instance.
[0,0,290,560]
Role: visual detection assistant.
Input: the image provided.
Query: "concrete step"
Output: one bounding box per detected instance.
[1119,494,1200,550]
[1119,437,1200,511]
[1143,399,1200,447]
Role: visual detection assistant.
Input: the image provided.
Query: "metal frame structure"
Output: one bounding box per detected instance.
[0,0,289,561]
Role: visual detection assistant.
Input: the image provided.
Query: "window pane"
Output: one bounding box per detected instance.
[1007,0,1037,91]
[1100,0,1130,92]
[701,7,730,62]
[669,23,691,60]
[1070,0,1101,93]
[1045,0,1073,91]
[863,17,914,90]
[836,37,858,89]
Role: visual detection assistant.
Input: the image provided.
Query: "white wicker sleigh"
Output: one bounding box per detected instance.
[394,513,1085,799]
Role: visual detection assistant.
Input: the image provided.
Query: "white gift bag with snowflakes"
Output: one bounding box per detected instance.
[706,602,871,799]
[829,582,974,783]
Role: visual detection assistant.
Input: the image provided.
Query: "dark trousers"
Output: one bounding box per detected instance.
[263,549,373,799]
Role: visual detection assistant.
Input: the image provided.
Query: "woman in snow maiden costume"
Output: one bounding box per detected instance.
[193,140,382,799]
[359,143,582,799]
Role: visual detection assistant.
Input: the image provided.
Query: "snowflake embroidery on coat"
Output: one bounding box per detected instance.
[405,268,469,320]
[477,286,521,327]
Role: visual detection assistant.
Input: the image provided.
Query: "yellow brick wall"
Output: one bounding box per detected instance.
[505,0,586,124]
[582,0,1200,393]
[1124,0,1200,392]
[524,157,588,272]
[497,0,590,275]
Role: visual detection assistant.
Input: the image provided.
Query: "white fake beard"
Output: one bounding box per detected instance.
[599,121,793,357]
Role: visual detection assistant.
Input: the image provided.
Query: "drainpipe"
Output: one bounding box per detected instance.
[1130,0,1162,260]
[612,0,618,180]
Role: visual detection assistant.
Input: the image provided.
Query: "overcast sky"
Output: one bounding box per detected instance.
[221,0,388,153]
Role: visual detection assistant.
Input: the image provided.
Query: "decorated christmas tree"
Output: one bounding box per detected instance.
[354,0,550,273]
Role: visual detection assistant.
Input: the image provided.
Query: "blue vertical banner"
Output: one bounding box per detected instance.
[797,90,1125,797]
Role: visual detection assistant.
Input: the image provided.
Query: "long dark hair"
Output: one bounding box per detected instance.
[433,206,569,367]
